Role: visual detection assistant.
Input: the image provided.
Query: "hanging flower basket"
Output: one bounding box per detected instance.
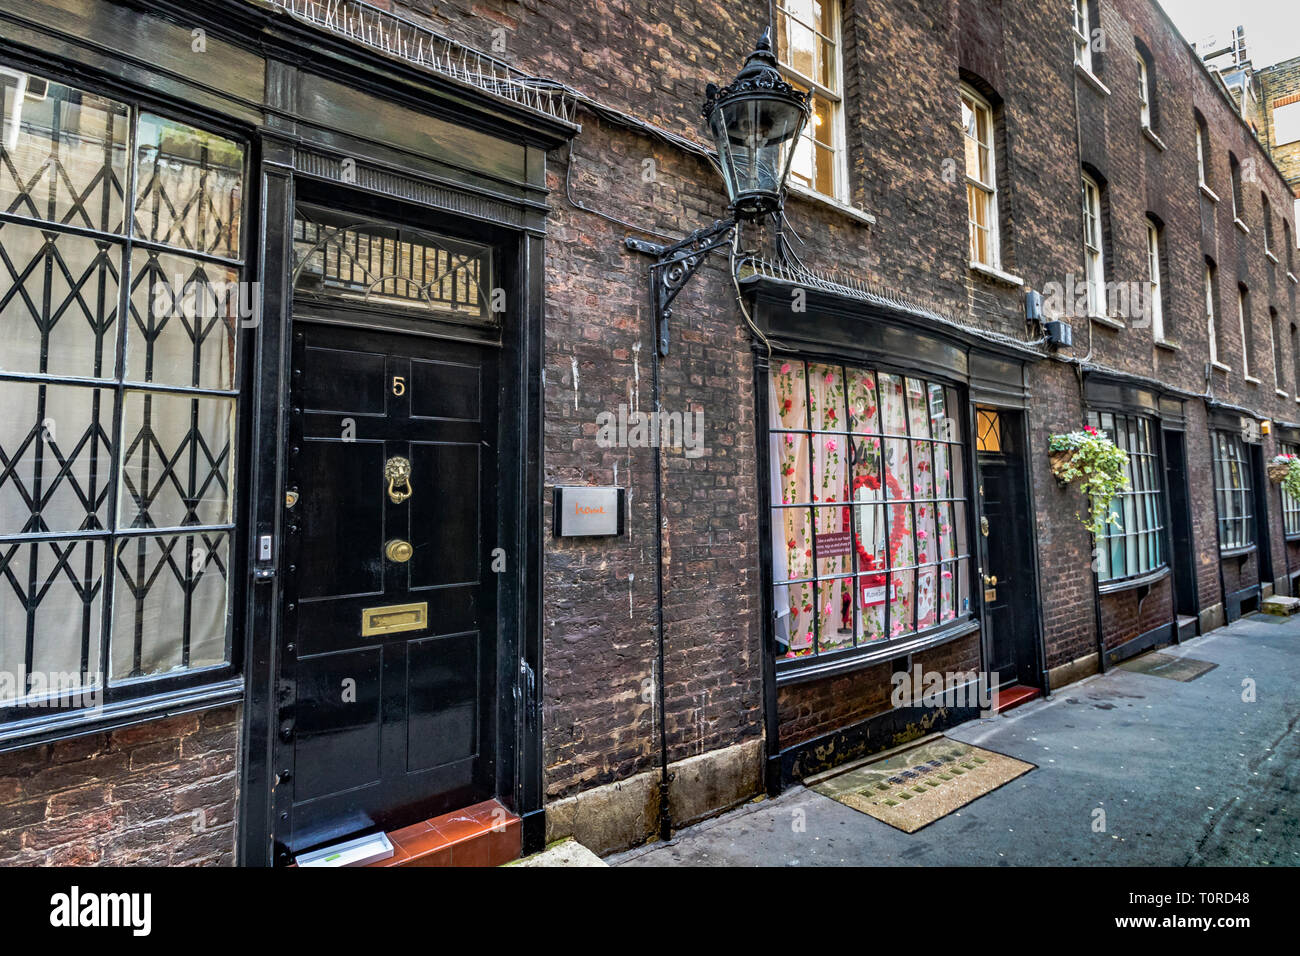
[1269,454,1300,498]
[1268,453,1297,484]
[1047,426,1130,538]
[1049,448,1078,482]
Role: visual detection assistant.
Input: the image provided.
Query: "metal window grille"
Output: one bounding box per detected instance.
[0,65,245,711]
[1086,411,1166,582]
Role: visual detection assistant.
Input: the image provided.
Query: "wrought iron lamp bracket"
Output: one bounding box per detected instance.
[626,217,738,356]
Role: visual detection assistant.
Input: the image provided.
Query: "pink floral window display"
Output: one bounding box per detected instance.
[769,360,971,661]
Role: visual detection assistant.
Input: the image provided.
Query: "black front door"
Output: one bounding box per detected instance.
[279,320,498,856]
[1162,429,1199,627]
[1249,443,1273,587]
[975,407,1040,690]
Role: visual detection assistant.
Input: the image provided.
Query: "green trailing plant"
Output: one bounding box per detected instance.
[1269,453,1300,499]
[1048,426,1130,537]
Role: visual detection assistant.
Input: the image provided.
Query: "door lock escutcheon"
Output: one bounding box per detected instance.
[385,456,412,504]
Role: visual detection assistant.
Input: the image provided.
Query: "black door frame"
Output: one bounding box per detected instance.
[1250,443,1274,589]
[973,406,1047,694]
[1161,427,1200,633]
[238,153,547,867]
[277,315,502,854]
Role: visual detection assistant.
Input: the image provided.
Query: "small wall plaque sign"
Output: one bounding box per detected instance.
[554,486,625,537]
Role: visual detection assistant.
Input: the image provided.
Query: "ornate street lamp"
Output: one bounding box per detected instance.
[626,27,811,355]
[702,28,811,221]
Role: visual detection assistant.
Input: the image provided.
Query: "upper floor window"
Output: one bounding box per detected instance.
[1238,284,1254,378]
[1146,218,1164,341]
[1230,153,1244,221]
[1206,260,1220,365]
[1081,173,1106,317]
[1136,53,1152,129]
[775,0,845,201]
[1195,112,1210,187]
[1270,306,1283,390]
[1274,98,1300,147]
[962,86,999,270]
[0,65,246,717]
[1074,0,1095,73]
[1293,322,1300,399]
[1263,193,1274,256]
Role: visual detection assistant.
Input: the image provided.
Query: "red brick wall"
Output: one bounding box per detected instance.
[0,707,240,866]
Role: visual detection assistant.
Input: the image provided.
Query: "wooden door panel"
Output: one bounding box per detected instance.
[281,321,497,855]
[293,647,384,802]
[406,631,479,772]
[410,357,480,420]
[296,438,387,601]
[299,345,390,415]
[409,441,481,589]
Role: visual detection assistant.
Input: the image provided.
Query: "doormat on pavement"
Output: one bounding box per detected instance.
[809,738,1034,834]
[1116,651,1217,681]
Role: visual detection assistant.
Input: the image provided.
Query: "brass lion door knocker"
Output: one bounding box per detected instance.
[385,456,413,504]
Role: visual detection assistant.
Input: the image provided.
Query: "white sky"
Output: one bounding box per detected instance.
[1157,0,1300,70]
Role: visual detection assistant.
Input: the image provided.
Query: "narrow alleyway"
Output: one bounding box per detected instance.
[612,614,1300,866]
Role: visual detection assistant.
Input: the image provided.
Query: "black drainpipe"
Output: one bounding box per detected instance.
[649,303,673,842]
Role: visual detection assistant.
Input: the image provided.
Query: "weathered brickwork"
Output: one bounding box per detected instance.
[385,0,1300,797]
[9,0,1297,863]
[779,633,982,747]
[0,707,240,866]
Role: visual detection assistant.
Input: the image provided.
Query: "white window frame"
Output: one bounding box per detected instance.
[1196,118,1208,186]
[1270,308,1283,390]
[1082,173,1106,318]
[1146,220,1163,341]
[1206,264,1218,365]
[1263,195,1273,255]
[1074,0,1093,73]
[1230,156,1243,220]
[962,85,1000,270]
[774,0,847,204]
[1137,56,1151,128]
[1238,286,1252,378]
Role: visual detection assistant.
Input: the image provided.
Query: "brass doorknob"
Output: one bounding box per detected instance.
[385,539,414,563]
[983,573,998,586]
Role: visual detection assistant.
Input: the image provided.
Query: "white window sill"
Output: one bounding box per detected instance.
[969,262,1024,287]
[1289,272,1299,284]
[1089,313,1126,330]
[1142,126,1167,151]
[1244,374,1262,386]
[1154,338,1181,352]
[1075,64,1111,97]
[786,183,877,225]
[1234,218,1251,234]
[1277,388,1290,398]
[1200,182,1220,202]
[1266,250,1279,264]
[1211,360,1231,373]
